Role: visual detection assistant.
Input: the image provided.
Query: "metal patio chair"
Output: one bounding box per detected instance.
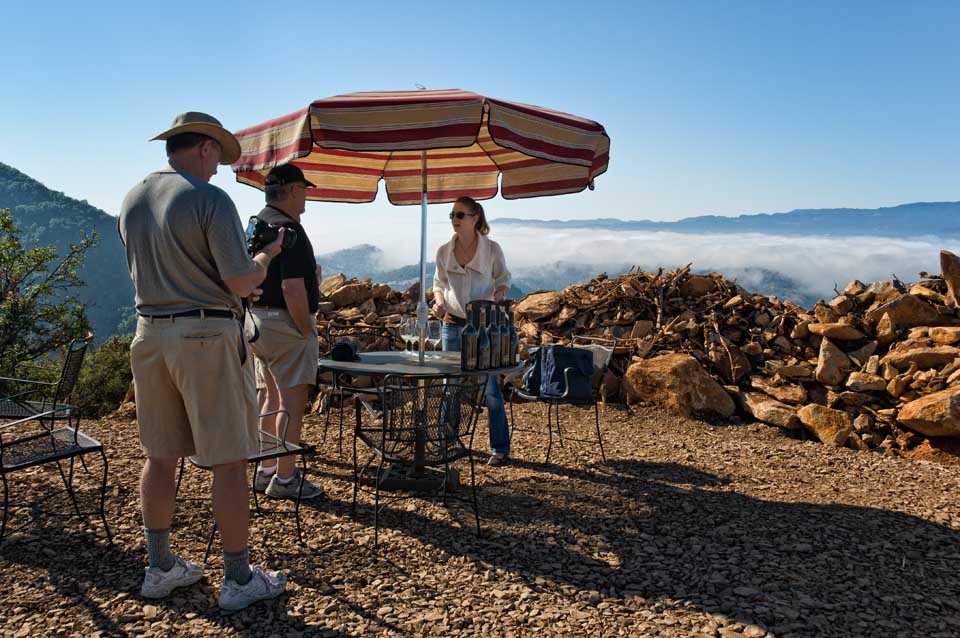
[176,409,315,561]
[0,407,112,545]
[319,322,399,457]
[352,373,484,549]
[0,334,91,426]
[507,343,612,464]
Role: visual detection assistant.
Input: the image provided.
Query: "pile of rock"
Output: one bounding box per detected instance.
[506,253,960,454]
[298,250,960,455]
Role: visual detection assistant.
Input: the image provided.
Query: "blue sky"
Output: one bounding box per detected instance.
[2,1,959,255]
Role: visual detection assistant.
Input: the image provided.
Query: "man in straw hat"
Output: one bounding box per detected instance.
[119,112,286,611]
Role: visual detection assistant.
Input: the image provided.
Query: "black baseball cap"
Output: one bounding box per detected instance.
[264,163,316,188]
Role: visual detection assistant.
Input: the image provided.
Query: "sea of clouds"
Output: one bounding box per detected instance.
[302,212,960,306]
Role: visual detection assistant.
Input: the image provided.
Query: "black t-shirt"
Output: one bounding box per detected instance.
[253,205,319,313]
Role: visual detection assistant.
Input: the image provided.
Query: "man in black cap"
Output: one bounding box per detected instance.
[249,164,323,499]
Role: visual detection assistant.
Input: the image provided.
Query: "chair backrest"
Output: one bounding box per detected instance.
[360,373,484,465]
[51,336,91,407]
[323,323,397,355]
[573,344,614,372]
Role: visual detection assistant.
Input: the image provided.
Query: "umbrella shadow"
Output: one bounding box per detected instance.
[355,458,960,637]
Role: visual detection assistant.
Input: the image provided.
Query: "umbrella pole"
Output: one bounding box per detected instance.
[417,150,428,364]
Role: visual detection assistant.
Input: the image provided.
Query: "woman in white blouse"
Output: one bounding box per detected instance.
[432,196,512,466]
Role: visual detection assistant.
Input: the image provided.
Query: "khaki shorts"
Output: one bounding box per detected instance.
[130,315,258,466]
[250,308,319,391]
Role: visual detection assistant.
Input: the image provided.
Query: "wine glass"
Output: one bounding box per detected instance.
[424,320,443,358]
[400,317,417,356]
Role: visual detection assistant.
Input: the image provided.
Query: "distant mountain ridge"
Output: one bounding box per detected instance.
[0,162,134,340]
[493,201,960,237]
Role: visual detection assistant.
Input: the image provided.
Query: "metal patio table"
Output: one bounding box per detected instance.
[318,351,523,489]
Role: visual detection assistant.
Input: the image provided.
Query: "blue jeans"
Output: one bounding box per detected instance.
[441,324,510,456]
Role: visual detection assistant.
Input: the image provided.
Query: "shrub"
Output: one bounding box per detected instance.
[74,335,133,418]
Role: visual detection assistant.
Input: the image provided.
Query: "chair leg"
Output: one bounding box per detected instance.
[294,453,306,547]
[594,401,607,463]
[373,458,385,550]
[0,471,9,544]
[352,400,360,514]
[97,449,113,545]
[203,521,218,564]
[175,457,186,497]
[468,454,481,537]
[441,459,450,507]
[55,459,84,521]
[322,389,333,443]
[250,463,262,515]
[337,395,346,460]
[554,403,565,448]
[545,401,554,464]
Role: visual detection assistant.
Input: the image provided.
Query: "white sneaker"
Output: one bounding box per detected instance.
[265,469,323,500]
[140,555,203,599]
[253,470,274,493]
[218,565,287,611]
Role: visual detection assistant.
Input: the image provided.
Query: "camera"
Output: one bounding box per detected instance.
[246,216,298,254]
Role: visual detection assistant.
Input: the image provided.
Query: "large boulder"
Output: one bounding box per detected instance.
[797,404,854,446]
[807,323,865,340]
[678,275,717,298]
[941,250,960,308]
[865,294,938,329]
[815,338,850,386]
[928,327,960,345]
[750,375,806,404]
[329,283,373,308]
[515,292,562,321]
[706,333,751,383]
[845,372,887,392]
[898,386,960,437]
[740,392,802,430]
[881,345,960,371]
[319,273,347,297]
[623,353,735,418]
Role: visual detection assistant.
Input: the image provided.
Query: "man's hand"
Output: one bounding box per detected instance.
[260,228,285,259]
[247,287,263,304]
[432,298,447,320]
[493,287,507,302]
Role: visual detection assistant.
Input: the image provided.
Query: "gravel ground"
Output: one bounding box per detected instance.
[1,402,959,638]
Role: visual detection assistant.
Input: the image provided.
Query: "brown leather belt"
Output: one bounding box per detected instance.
[446,314,467,327]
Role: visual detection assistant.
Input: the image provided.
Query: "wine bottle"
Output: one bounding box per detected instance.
[488,304,502,369]
[499,302,512,367]
[461,304,479,371]
[508,303,520,364]
[477,305,491,370]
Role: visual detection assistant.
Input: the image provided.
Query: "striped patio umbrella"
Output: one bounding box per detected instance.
[232,89,610,362]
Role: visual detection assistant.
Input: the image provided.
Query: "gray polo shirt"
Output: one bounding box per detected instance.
[119,166,257,315]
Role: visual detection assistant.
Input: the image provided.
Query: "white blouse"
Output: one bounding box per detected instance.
[433,233,511,320]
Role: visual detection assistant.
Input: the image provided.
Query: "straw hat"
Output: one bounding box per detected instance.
[150,112,241,165]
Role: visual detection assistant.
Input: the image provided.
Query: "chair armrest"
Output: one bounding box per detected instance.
[355,395,380,422]
[0,376,56,387]
[560,366,591,400]
[0,387,47,404]
[1,407,72,431]
[258,409,291,450]
[17,362,57,374]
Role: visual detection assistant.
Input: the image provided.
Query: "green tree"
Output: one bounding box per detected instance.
[0,207,95,375]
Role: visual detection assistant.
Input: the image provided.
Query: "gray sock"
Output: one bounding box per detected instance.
[223,548,252,585]
[144,528,175,571]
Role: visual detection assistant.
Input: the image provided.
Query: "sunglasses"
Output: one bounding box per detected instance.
[449,211,476,220]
